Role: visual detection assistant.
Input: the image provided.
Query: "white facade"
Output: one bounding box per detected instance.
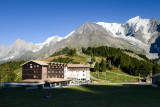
[64,66,90,81]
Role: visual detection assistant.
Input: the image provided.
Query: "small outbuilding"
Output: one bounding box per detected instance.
[151,73,160,88]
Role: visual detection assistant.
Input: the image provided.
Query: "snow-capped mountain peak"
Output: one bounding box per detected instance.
[96,22,125,37]
[1,16,160,63]
[97,16,160,44]
[37,36,62,46]
[64,31,75,39]
[126,16,141,24]
[33,36,63,52]
[13,39,26,45]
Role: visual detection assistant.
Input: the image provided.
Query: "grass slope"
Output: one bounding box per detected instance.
[91,72,139,82]
[41,54,88,64]
[51,47,70,57]
[123,51,145,61]
[14,68,22,81]
[8,50,143,83]
[0,85,160,107]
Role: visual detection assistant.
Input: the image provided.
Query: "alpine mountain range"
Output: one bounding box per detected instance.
[1,16,160,63]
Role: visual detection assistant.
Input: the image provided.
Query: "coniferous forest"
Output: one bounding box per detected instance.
[82,46,160,77]
[0,61,25,83]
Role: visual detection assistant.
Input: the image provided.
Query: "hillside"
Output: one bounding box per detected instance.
[123,51,144,61]
[91,71,139,83]
[51,47,70,57]
[0,46,159,83]
[41,54,88,64]
[0,61,25,83]
[82,46,160,77]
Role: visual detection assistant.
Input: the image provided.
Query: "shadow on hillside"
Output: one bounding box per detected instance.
[150,25,160,57]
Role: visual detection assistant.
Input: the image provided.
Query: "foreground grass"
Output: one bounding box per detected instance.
[0,85,160,107]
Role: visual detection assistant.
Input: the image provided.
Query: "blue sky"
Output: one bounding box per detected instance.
[0,0,160,46]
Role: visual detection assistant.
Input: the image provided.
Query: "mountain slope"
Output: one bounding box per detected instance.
[0,16,160,63]
[0,36,63,63]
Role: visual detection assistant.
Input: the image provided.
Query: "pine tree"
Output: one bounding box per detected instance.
[100,59,106,72]
[94,62,99,72]
[91,57,96,63]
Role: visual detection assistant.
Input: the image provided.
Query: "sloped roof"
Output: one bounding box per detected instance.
[21,60,49,66]
[67,64,90,68]
[21,60,90,68]
[151,73,160,78]
[20,78,71,83]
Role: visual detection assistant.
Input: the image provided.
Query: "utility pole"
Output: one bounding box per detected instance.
[0,71,1,86]
[117,74,118,81]
[139,73,141,84]
[150,71,152,83]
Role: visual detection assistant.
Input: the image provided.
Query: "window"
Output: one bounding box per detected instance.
[37,70,39,73]
[33,75,36,79]
[37,65,39,67]
[30,64,32,68]
[34,70,36,73]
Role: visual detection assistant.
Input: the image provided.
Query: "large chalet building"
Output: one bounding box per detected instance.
[21,60,90,81]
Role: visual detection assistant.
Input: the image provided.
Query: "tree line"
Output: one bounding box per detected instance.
[51,57,80,64]
[82,46,160,77]
[0,60,26,83]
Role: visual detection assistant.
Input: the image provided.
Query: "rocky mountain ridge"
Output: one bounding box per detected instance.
[0,16,160,63]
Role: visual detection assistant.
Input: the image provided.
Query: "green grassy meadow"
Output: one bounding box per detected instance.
[0,84,160,107]
[41,54,88,64]
[91,71,139,82]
